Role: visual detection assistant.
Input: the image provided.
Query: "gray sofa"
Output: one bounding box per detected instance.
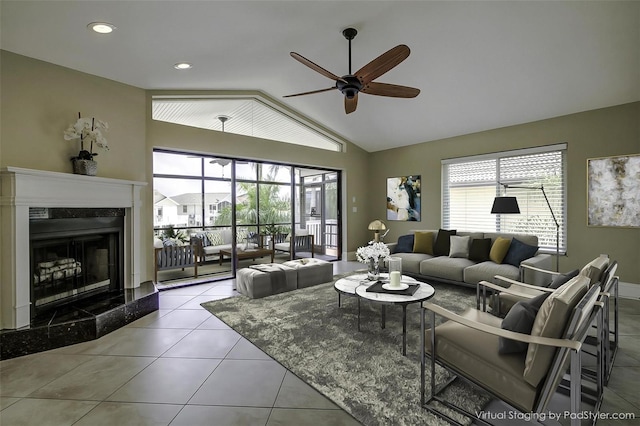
[386,229,552,288]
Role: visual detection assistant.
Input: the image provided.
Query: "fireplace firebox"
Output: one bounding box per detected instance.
[29,208,125,320]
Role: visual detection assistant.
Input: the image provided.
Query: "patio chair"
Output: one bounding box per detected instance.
[421,276,602,426]
[154,243,198,283]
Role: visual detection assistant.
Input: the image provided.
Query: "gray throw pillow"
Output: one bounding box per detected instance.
[449,235,471,258]
[548,269,579,289]
[499,291,551,354]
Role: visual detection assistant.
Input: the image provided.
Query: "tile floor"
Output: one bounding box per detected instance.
[1,261,638,426]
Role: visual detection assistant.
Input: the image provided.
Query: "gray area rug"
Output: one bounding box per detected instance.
[201,273,490,426]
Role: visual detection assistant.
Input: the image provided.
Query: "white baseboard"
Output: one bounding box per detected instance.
[619,281,640,299]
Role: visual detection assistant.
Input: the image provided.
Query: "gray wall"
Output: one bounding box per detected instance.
[368,102,640,284]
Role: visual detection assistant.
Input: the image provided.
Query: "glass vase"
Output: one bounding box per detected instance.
[367,258,380,281]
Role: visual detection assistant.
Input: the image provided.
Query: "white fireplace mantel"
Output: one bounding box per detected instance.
[0,167,147,329]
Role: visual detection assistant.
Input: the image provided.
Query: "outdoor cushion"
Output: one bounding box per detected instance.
[523,274,591,386]
[503,238,538,267]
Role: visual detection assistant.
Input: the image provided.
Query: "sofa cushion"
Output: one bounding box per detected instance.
[420,256,474,282]
[394,234,415,253]
[523,275,591,386]
[392,252,432,274]
[434,229,457,256]
[413,231,434,255]
[449,235,471,258]
[503,238,538,267]
[485,232,538,248]
[489,237,511,264]
[463,261,520,285]
[469,238,492,262]
[499,292,550,354]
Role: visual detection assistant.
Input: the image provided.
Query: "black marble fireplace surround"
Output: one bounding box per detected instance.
[0,208,158,360]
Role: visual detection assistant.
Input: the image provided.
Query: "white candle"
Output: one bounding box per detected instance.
[390,271,401,287]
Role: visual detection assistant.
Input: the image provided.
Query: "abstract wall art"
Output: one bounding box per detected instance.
[387,175,421,221]
[587,154,640,227]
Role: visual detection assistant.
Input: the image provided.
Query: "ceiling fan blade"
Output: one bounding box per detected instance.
[345,93,358,114]
[290,52,346,83]
[355,45,411,85]
[283,87,337,98]
[361,82,420,98]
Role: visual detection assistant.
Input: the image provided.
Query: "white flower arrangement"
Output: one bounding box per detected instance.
[64,112,109,160]
[356,240,390,267]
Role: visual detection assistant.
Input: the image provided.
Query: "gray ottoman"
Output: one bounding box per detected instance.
[236,264,297,299]
[282,258,333,289]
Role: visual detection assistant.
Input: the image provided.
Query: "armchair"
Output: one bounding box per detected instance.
[478,255,618,384]
[421,277,602,425]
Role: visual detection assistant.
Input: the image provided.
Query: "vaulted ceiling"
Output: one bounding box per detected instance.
[2,1,638,152]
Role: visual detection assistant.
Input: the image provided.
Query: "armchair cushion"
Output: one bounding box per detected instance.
[434,229,456,256]
[548,268,579,289]
[394,234,415,253]
[503,238,539,267]
[523,275,590,386]
[499,292,551,354]
[579,255,609,283]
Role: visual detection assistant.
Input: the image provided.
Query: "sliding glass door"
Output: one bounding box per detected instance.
[153,150,341,285]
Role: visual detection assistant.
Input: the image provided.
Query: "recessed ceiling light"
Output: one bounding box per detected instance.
[88,22,116,34]
[174,62,193,70]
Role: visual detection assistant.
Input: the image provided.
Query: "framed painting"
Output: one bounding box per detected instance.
[387,175,421,221]
[587,153,640,227]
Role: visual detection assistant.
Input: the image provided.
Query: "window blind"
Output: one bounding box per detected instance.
[442,146,566,253]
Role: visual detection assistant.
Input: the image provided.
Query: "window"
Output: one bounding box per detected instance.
[442,144,566,253]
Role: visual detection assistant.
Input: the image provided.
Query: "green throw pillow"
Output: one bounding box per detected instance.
[489,237,511,264]
[413,232,434,255]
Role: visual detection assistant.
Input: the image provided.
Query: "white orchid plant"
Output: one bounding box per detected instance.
[64,112,109,161]
[356,241,390,269]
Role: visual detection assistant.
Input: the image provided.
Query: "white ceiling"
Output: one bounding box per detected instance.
[2,1,638,152]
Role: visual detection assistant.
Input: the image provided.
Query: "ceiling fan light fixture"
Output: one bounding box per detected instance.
[87,22,116,34]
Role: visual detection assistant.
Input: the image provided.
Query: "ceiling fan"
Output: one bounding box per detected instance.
[284,28,420,114]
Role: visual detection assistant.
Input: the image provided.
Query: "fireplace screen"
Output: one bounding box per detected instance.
[30,209,124,318]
